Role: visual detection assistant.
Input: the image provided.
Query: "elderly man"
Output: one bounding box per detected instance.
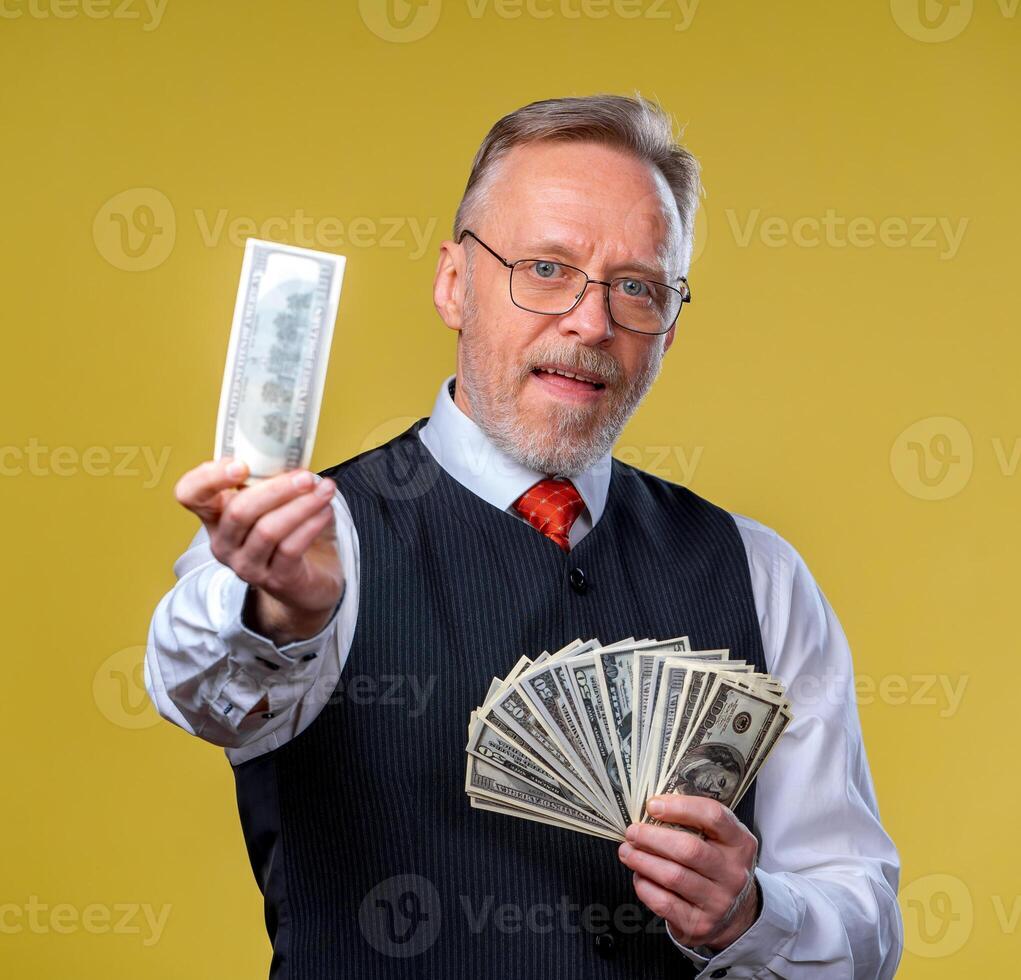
[146,95,902,979]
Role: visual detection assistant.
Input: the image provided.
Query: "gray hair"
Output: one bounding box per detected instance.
[453,94,702,268]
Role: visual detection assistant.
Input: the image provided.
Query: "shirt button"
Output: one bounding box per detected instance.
[302,652,318,661]
[262,711,276,719]
[593,932,615,958]
[710,969,728,978]
[568,567,588,595]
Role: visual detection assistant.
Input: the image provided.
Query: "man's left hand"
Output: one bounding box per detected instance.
[618,794,760,951]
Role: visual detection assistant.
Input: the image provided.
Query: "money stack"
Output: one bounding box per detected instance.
[466,636,791,841]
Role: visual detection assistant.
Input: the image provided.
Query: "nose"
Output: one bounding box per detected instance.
[555,280,614,345]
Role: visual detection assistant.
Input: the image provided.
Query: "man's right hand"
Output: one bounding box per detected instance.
[174,458,344,647]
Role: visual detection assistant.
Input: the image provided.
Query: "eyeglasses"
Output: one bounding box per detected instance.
[457,229,690,336]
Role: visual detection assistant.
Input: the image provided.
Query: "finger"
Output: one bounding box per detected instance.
[631,872,708,945]
[217,470,323,552]
[618,842,716,907]
[623,823,720,881]
[232,478,336,572]
[646,794,745,846]
[270,499,337,568]
[174,459,249,519]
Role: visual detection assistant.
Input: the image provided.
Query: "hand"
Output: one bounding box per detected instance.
[618,794,760,951]
[174,458,344,645]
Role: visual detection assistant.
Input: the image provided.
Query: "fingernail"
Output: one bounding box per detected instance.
[625,824,638,842]
[226,461,247,479]
[618,843,632,859]
[647,798,665,817]
[292,471,314,489]
[315,477,335,496]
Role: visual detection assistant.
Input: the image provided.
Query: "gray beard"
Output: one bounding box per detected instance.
[457,290,665,477]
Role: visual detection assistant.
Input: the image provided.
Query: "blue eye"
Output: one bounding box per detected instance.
[618,278,649,298]
[534,261,559,278]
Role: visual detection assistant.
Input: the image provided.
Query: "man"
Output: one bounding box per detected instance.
[146,95,903,978]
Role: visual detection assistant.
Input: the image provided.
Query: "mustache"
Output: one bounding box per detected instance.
[520,342,624,387]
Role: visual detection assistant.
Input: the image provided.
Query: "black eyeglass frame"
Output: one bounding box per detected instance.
[456,228,691,336]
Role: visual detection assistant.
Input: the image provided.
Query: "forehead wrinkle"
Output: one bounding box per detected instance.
[483,145,685,279]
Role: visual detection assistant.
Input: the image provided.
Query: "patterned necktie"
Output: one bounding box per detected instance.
[513,478,586,552]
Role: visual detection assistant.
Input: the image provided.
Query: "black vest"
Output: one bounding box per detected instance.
[232,421,767,979]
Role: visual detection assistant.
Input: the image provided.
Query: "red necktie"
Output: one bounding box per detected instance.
[513,478,586,552]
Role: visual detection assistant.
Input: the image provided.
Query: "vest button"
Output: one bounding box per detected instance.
[568,567,588,595]
[593,931,615,958]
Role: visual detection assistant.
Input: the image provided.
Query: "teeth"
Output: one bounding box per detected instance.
[542,367,587,382]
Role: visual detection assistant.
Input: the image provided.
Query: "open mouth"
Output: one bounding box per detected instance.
[530,365,607,393]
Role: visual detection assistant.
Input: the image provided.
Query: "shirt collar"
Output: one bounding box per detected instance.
[418,374,611,523]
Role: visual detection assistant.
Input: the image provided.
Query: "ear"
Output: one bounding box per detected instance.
[662,321,678,355]
[433,239,465,332]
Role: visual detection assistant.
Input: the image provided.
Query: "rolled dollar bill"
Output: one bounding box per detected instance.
[214,238,346,481]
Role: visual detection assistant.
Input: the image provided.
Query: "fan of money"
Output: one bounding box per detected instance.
[465,636,791,841]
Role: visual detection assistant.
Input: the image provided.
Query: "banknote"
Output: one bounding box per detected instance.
[466,636,792,843]
[214,238,345,480]
[654,676,789,814]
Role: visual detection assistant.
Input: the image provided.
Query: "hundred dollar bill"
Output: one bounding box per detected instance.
[594,649,636,811]
[466,717,616,828]
[214,238,345,480]
[652,677,789,820]
[468,796,621,842]
[567,655,632,830]
[466,756,618,839]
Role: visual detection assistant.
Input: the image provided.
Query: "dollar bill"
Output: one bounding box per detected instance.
[466,716,611,825]
[214,238,345,480]
[466,635,792,843]
[567,655,632,830]
[654,676,789,816]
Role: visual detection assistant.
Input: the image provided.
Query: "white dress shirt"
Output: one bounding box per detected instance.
[145,374,903,979]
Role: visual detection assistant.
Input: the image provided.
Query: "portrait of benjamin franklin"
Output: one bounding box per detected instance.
[673,744,746,803]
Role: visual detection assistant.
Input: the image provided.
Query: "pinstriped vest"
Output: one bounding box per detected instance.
[232,420,767,979]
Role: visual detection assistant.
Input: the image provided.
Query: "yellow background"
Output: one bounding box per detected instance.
[2,0,1018,975]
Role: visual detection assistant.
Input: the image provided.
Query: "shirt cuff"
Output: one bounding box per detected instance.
[667,868,804,977]
[207,575,343,727]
